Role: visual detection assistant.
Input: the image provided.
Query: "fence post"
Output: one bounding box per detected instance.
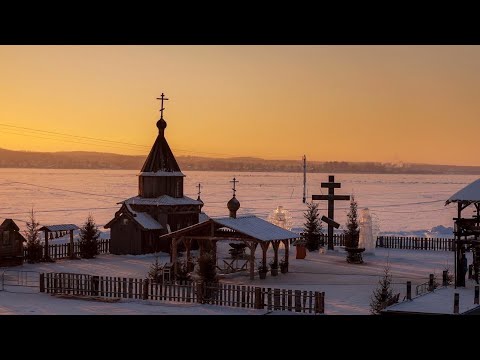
[196,281,204,304]
[406,281,411,300]
[39,273,45,293]
[254,287,262,309]
[91,276,99,296]
[454,293,459,314]
[314,291,325,314]
[294,290,301,312]
[142,279,149,300]
[475,286,479,305]
[53,274,59,294]
[428,274,434,291]
[442,270,448,286]
[469,265,473,279]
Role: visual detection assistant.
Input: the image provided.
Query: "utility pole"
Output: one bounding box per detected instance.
[302,155,307,203]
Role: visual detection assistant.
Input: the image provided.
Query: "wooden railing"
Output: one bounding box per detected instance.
[40,272,325,314]
[375,236,454,251]
[315,233,455,251]
[24,239,110,261]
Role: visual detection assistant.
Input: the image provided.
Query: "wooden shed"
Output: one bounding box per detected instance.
[0,219,26,267]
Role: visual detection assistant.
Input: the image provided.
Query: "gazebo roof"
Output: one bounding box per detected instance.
[160,215,300,242]
[38,224,80,232]
[446,178,480,205]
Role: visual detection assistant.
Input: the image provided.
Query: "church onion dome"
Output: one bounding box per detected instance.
[156,118,167,131]
[227,196,240,218]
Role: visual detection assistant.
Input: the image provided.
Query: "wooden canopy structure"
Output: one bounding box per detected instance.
[446,178,480,287]
[38,224,80,261]
[159,215,301,280]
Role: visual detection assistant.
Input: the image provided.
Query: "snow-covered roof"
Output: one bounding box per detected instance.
[125,204,163,230]
[121,195,203,206]
[131,212,163,230]
[446,178,480,205]
[383,287,480,315]
[39,224,80,232]
[213,215,300,241]
[162,215,300,242]
[199,212,210,223]
[138,171,185,177]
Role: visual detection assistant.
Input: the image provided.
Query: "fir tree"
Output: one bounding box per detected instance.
[196,251,217,283]
[148,255,163,283]
[370,264,397,314]
[24,208,42,263]
[196,250,218,303]
[344,195,359,248]
[303,202,322,252]
[79,214,100,259]
[344,195,363,263]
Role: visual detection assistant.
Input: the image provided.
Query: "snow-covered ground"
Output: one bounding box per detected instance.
[1,244,467,315]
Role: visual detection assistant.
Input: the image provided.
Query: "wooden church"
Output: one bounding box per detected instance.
[105,94,203,255]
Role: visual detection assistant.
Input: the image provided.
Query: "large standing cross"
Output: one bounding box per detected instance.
[230,177,238,197]
[156,92,169,119]
[312,175,350,250]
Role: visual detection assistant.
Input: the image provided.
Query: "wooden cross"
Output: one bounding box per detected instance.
[230,177,238,197]
[312,175,350,250]
[156,92,169,119]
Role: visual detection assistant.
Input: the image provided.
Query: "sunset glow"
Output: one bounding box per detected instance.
[1,45,480,165]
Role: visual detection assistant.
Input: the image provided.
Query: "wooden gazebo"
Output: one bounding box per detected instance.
[446,178,480,287]
[38,224,80,261]
[159,215,301,280]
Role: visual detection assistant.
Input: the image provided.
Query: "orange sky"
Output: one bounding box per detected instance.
[1,45,480,165]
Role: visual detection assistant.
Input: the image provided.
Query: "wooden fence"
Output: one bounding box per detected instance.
[316,233,455,251]
[24,239,110,261]
[375,236,454,251]
[40,272,325,314]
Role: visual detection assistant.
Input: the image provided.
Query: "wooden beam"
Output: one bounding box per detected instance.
[272,240,280,265]
[320,182,341,188]
[260,242,270,267]
[212,240,218,265]
[312,195,351,201]
[185,238,191,265]
[283,239,289,272]
[248,242,258,280]
[172,238,178,278]
[321,216,340,229]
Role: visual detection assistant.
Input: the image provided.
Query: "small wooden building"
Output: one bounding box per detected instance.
[0,219,26,267]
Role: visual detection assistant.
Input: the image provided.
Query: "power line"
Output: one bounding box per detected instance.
[6,181,121,200]
[0,122,294,159]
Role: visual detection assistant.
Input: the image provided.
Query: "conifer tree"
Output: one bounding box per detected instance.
[345,195,363,263]
[148,255,163,283]
[370,264,397,314]
[303,202,322,251]
[24,208,43,263]
[79,214,99,259]
[345,195,359,248]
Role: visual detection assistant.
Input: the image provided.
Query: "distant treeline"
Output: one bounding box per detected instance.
[1,148,480,174]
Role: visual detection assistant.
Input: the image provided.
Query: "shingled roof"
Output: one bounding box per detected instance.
[140,117,183,175]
